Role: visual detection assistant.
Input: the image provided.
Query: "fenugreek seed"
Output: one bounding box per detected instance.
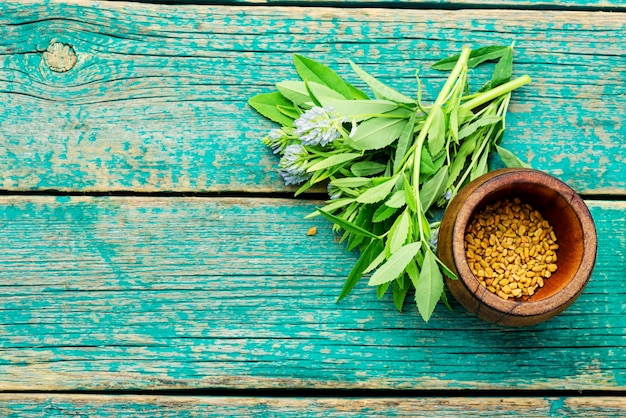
[466,198,557,301]
[547,263,558,272]
[537,277,545,287]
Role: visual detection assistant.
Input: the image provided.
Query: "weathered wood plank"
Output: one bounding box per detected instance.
[0,1,624,194]
[219,0,625,10]
[0,196,623,391]
[0,394,625,417]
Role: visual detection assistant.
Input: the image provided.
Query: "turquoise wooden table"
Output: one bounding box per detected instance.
[1,0,625,416]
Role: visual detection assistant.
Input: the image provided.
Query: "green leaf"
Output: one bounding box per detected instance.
[305,198,355,218]
[385,190,406,209]
[373,204,399,223]
[377,282,391,299]
[304,80,323,107]
[470,148,490,181]
[427,106,446,157]
[337,239,383,301]
[276,81,344,107]
[321,99,399,121]
[432,46,510,71]
[402,174,418,213]
[458,115,502,139]
[248,92,296,126]
[394,111,418,174]
[276,105,301,120]
[479,46,513,92]
[294,54,366,100]
[356,176,398,204]
[368,242,422,286]
[351,161,387,176]
[306,153,362,173]
[496,145,530,168]
[419,146,437,177]
[447,137,477,188]
[351,117,408,151]
[440,288,453,310]
[331,177,372,188]
[433,252,458,280]
[388,210,410,254]
[406,259,419,285]
[363,248,387,275]
[419,166,449,213]
[317,208,381,239]
[415,248,444,322]
[349,61,415,104]
[392,276,411,312]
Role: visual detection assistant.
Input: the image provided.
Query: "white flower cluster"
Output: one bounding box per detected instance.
[270,106,348,186]
[294,106,345,147]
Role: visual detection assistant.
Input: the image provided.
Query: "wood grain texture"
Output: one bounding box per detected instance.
[0,196,623,391]
[0,394,625,417]
[216,0,625,10]
[0,1,624,194]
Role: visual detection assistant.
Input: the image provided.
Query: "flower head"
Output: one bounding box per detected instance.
[294,106,345,147]
[327,182,343,200]
[262,128,290,154]
[278,144,312,185]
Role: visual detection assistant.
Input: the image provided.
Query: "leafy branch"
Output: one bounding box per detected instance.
[249,45,531,321]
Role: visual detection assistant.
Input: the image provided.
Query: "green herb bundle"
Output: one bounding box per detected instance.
[249,45,531,321]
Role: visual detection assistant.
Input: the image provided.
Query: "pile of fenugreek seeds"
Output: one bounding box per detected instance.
[464,198,559,300]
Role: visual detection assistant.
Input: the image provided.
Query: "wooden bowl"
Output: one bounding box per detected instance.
[438,168,597,326]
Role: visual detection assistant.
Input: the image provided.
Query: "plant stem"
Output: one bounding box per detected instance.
[411,46,471,240]
[461,75,531,111]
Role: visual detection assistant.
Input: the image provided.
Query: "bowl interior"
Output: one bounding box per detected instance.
[462,180,585,302]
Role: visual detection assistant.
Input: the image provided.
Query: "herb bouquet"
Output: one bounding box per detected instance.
[249,45,531,321]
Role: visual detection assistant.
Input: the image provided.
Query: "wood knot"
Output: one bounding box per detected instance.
[43,41,77,72]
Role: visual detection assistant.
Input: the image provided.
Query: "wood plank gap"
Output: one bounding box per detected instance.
[4,389,626,398]
[0,189,329,201]
[0,189,623,202]
[105,0,626,13]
